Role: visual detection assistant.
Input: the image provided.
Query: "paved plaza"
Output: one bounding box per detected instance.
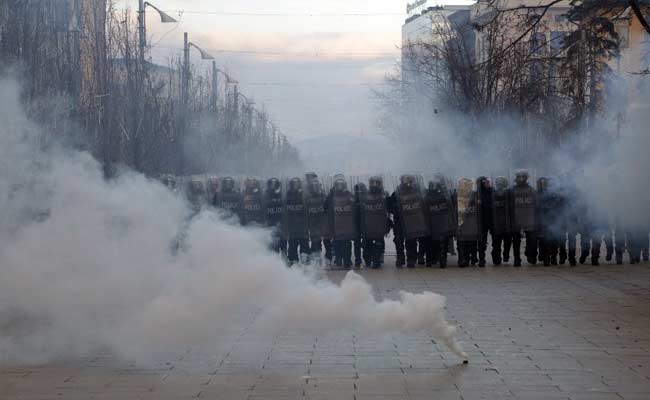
[1,262,650,400]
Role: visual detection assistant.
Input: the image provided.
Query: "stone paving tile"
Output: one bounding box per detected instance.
[1,263,649,399]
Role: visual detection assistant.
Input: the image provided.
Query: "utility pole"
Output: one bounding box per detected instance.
[138,0,146,65]
[212,61,219,112]
[183,32,190,107]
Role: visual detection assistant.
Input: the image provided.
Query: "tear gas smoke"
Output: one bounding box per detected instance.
[370,70,650,233]
[0,77,467,364]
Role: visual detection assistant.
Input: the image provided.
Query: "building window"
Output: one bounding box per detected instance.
[530,32,547,56]
[550,31,568,56]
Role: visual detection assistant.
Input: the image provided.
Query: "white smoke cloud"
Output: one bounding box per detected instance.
[0,77,466,364]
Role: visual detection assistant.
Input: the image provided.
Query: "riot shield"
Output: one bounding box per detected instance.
[396,178,430,240]
[456,178,479,241]
[305,182,332,239]
[492,177,512,236]
[283,178,308,240]
[512,184,537,232]
[426,182,455,239]
[330,189,357,241]
[215,177,242,219]
[264,178,284,228]
[360,189,389,240]
[241,177,265,226]
[187,175,207,210]
[206,176,220,204]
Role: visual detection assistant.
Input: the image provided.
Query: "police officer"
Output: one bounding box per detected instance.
[537,177,564,266]
[360,176,390,269]
[207,176,220,206]
[284,177,309,266]
[456,178,479,268]
[353,182,368,268]
[305,176,333,265]
[424,174,455,268]
[492,177,512,265]
[511,170,537,267]
[629,229,648,264]
[328,176,356,268]
[389,175,430,268]
[265,178,286,255]
[213,176,242,220]
[187,176,207,213]
[476,176,493,267]
[161,174,178,193]
[241,177,265,226]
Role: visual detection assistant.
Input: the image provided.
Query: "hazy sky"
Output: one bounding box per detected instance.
[127,1,468,143]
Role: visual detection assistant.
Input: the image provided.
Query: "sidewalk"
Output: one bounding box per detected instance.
[1,264,649,399]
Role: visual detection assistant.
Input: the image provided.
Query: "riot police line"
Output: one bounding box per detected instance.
[159,170,650,269]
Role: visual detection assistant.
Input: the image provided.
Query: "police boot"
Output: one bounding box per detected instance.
[616,255,623,265]
[579,254,588,265]
[407,260,416,268]
[591,257,600,266]
[550,255,558,266]
[478,258,486,267]
[513,258,522,267]
[439,260,447,269]
[396,255,405,268]
[644,254,649,262]
[417,256,425,266]
[606,251,613,262]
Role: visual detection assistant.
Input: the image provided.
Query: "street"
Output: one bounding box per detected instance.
[2,262,649,400]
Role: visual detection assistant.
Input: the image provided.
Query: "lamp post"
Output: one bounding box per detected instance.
[212,62,238,111]
[179,33,215,175]
[137,1,177,65]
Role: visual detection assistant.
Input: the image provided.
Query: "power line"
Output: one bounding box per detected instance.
[165,10,405,17]
[155,45,399,58]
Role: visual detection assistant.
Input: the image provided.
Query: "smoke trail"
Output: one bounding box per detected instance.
[0,77,467,364]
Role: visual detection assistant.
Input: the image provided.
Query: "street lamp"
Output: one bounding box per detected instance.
[212,62,238,110]
[138,1,177,64]
[182,33,215,103]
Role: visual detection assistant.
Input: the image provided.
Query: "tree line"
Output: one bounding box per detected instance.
[0,0,302,178]
[377,0,650,164]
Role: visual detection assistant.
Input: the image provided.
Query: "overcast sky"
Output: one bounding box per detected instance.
[126,1,469,143]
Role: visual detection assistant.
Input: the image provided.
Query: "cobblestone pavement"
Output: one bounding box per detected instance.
[1,262,649,400]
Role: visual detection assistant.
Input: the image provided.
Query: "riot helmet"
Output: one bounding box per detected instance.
[431,174,447,193]
[162,174,176,190]
[307,178,321,195]
[457,178,474,194]
[221,176,235,192]
[244,177,261,194]
[289,177,303,192]
[515,170,530,187]
[333,178,347,193]
[400,174,416,189]
[477,176,491,191]
[267,178,281,194]
[305,172,318,184]
[368,176,384,193]
[495,176,509,191]
[354,182,367,196]
[190,178,205,196]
